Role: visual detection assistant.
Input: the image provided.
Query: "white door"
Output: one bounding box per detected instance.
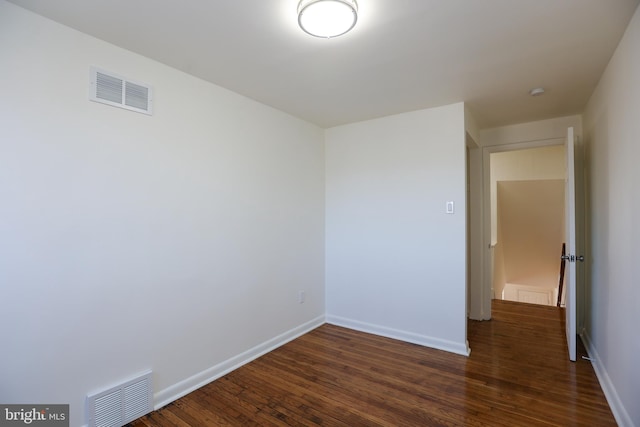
[564,127,578,362]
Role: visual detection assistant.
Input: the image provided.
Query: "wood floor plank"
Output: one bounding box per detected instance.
[129,300,616,426]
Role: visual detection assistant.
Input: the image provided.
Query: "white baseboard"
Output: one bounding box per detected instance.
[581,330,635,427]
[87,313,470,427]
[153,315,325,410]
[326,314,470,356]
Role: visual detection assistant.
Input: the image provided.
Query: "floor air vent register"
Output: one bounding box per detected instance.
[87,371,153,427]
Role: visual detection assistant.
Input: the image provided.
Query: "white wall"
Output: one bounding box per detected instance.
[0,2,325,426]
[583,4,640,426]
[325,103,469,355]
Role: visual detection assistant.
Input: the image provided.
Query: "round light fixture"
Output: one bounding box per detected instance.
[298,0,358,38]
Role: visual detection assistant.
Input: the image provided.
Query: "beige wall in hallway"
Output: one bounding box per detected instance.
[490,146,565,299]
[490,145,565,244]
[496,180,565,297]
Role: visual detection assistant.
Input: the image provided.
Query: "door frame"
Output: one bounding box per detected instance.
[477,137,565,320]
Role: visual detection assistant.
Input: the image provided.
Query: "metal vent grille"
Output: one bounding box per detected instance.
[124,82,149,111]
[90,67,153,115]
[124,377,151,420]
[87,371,153,427]
[94,390,121,427]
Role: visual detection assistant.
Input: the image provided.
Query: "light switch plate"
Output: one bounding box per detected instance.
[446,201,455,214]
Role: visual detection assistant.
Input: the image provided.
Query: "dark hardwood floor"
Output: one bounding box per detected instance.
[130,300,616,426]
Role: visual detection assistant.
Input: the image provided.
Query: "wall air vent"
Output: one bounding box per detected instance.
[90,67,153,115]
[87,371,153,427]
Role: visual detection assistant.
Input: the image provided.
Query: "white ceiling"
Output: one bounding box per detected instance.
[7,0,640,129]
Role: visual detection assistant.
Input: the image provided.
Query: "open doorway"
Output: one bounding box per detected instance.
[471,120,585,362]
[489,145,566,307]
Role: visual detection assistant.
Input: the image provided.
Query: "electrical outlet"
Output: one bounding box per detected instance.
[298,291,305,304]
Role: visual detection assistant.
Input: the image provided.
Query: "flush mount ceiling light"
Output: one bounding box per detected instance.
[298,0,358,38]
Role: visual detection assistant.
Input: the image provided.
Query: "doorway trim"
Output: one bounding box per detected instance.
[478,137,565,320]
